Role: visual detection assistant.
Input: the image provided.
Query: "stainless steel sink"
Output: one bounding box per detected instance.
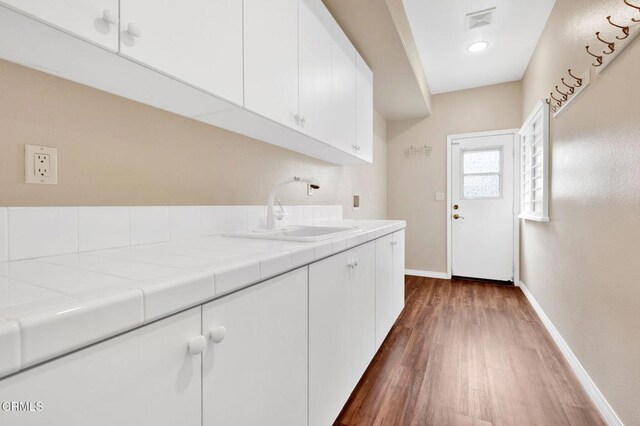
[228,225,361,242]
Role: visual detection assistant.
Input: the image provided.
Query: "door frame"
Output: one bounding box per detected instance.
[446,128,520,284]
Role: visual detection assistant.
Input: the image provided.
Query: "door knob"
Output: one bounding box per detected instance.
[102,10,118,26]
[453,204,459,210]
[188,335,206,355]
[209,326,226,344]
[453,214,464,220]
[127,22,142,38]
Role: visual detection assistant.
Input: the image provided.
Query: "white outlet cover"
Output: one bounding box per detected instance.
[25,144,58,185]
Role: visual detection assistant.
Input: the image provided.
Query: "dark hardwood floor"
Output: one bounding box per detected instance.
[335,276,605,426]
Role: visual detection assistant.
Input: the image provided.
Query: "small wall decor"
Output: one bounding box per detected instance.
[403,145,432,158]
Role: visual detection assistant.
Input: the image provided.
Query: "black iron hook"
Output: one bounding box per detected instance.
[595,32,615,54]
[560,79,576,94]
[586,46,604,66]
[555,86,569,101]
[606,16,630,40]
[550,92,563,107]
[623,0,640,22]
[568,69,583,86]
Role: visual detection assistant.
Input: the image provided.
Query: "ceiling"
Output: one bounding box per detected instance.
[403,0,556,94]
[324,0,432,121]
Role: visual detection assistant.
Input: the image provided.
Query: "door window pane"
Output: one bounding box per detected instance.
[463,175,501,199]
[461,148,502,200]
[463,149,500,173]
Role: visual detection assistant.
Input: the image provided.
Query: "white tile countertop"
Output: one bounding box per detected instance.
[0,219,405,379]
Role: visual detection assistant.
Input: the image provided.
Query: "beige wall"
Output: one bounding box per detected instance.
[387,81,522,272]
[0,59,387,220]
[521,0,640,424]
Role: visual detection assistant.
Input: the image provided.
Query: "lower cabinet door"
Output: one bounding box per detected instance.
[202,267,308,426]
[0,308,203,426]
[309,242,376,426]
[392,230,406,319]
[375,233,395,349]
[346,242,376,387]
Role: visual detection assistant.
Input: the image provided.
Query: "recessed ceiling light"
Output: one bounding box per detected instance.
[467,41,489,53]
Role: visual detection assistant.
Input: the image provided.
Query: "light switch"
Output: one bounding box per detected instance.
[25,144,58,185]
[435,192,445,201]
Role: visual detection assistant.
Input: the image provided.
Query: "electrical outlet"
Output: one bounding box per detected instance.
[25,144,58,185]
[353,194,361,210]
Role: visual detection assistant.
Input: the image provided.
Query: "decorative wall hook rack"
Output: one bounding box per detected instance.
[551,68,591,118]
[403,145,432,158]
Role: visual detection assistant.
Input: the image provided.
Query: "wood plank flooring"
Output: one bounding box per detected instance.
[335,276,605,426]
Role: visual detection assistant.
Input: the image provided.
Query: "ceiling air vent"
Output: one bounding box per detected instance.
[466,8,496,31]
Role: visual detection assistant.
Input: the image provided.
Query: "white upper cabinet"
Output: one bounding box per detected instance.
[119,0,243,105]
[244,0,299,128]
[356,54,374,163]
[0,0,118,51]
[299,0,334,143]
[330,20,357,154]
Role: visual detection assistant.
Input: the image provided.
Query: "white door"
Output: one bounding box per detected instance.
[0,0,119,50]
[202,268,307,426]
[244,0,299,129]
[0,308,202,426]
[451,132,515,281]
[119,0,243,105]
[299,0,333,143]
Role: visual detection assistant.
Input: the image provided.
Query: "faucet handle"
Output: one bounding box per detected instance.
[275,199,285,221]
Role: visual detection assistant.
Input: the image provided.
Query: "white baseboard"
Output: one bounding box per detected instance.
[405,269,450,280]
[519,282,623,426]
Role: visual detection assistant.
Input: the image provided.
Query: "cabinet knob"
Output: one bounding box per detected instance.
[209,326,226,344]
[188,335,206,355]
[391,241,397,246]
[102,9,118,26]
[299,116,306,126]
[127,22,142,38]
[348,260,359,269]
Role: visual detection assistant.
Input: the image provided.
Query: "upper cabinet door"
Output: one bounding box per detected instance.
[356,54,374,163]
[299,0,333,142]
[0,0,118,51]
[244,0,299,128]
[330,21,357,154]
[119,0,243,105]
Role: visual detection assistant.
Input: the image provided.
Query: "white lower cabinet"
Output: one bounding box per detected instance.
[375,230,406,349]
[0,232,404,426]
[202,267,308,426]
[0,307,203,426]
[309,241,376,426]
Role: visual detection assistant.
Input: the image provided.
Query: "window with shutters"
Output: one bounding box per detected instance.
[519,100,550,222]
